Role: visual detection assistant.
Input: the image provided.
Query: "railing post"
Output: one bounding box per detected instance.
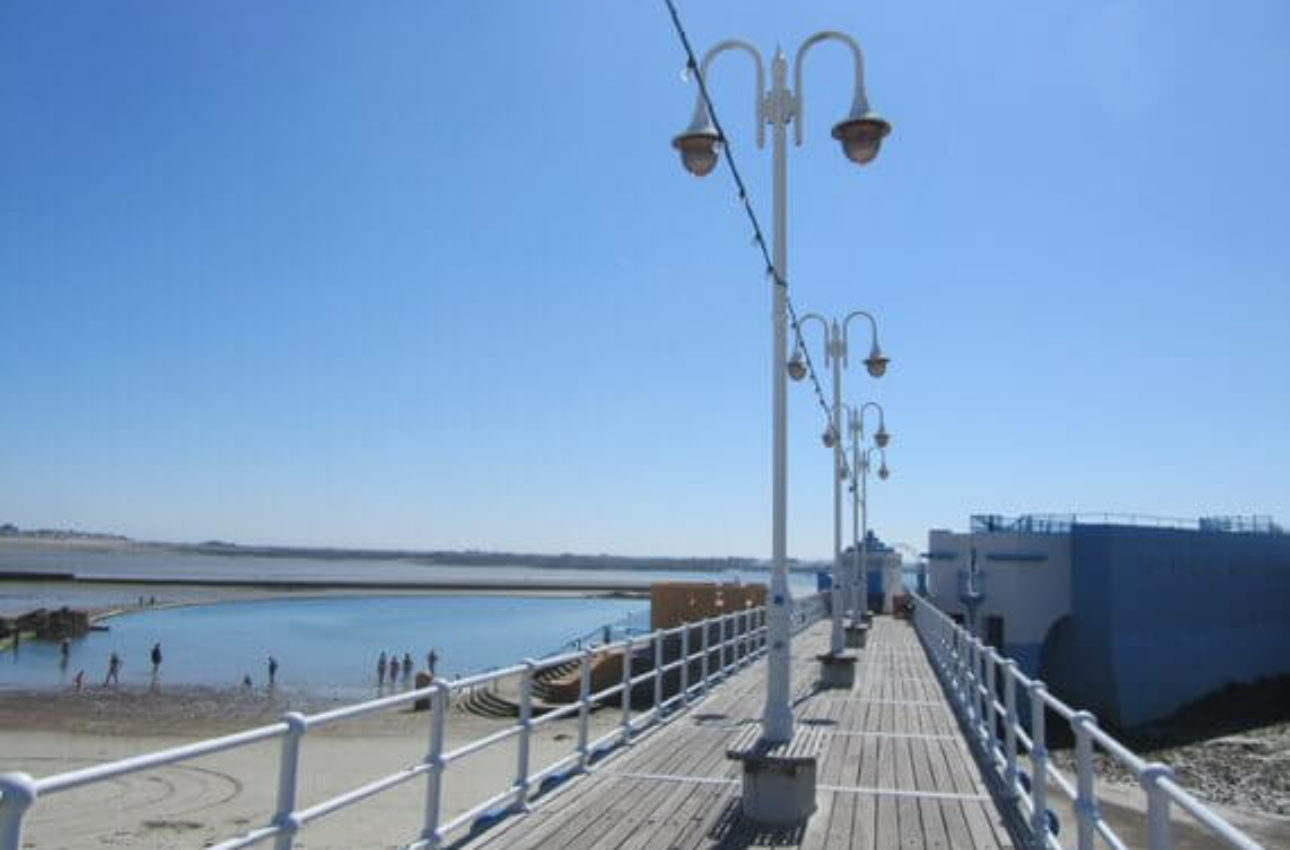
[986,649,998,755]
[1072,710,1100,850]
[1140,763,1176,850]
[737,610,745,664]
[421,682,448,847]
[620,636,633,744]
[272,712,307,850]
[1028,680,1050,845]
[700,617,711,694]
[513,659,536,811]
[680,622,691,705]
[1002,661,1019,796]
[653,630,664,720]
[957,630,969,705]
[577,647,593,771]
[0,772,36,850]
[975,640,989,744]
[724,613,733,672]
[740,610,750,665]
[964,638,978,727]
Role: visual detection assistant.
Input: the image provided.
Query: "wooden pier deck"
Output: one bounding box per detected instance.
[459,616,1016,850]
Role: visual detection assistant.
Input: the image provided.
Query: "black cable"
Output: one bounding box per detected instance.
[661,0,835,429]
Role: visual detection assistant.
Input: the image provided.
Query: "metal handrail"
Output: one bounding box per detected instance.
[0,594,823,850]
[908,595,1267,850]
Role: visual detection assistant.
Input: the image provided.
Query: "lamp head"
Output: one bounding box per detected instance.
[822,427,837,449]
[865,342,889,378]
[878,463,890,481]
[786,349,808,382]
[671,106,722,177]
[839,462,851,481]
[875,426,891,449]
[831,109,892,166]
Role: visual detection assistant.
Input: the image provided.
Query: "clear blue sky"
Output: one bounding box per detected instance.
[2,1,1287,559]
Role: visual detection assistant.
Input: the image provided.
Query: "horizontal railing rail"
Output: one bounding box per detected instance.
[0,593,826,850]
[908,594,1267,850]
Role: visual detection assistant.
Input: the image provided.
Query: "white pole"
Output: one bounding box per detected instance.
[829,324,845,655]
[1029,681,1050,843]
[850,427,862,620]
[859,452,869,617]
[762,48,794,744]
[514,660,535,811]
[421,683,448,846]
[1073,710,1099,850]
[272,712,307,850]
[1141,763,1176,850]
[577,647,592,771]
[0,773,35,850]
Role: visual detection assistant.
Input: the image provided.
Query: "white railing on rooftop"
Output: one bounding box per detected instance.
[0,593,826,850]
[909,595,1266,850]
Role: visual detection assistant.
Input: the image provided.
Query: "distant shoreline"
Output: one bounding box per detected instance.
[0,569,654,596]
[0,533,827,572]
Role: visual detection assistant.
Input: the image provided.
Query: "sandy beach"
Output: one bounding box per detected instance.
[0,681,626,850]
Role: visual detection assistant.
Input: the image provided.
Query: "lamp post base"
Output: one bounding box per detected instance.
[845,623,869,649]
[815,651,857,689]
[726,725,824,826]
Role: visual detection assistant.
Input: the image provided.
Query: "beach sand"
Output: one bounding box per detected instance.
[0,683,625,850]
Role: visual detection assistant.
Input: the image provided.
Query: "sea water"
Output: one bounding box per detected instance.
[0,595,652,699]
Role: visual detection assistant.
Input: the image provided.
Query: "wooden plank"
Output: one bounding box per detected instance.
[458,617,1021,850]
[909,738,952,850]
[894,734,925,850]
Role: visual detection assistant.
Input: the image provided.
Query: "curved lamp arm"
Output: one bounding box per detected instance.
[792,30,872,147]
[857,400,886,435]
[841,309,880,369]
[685,39,766,149]
[794,311,832,365]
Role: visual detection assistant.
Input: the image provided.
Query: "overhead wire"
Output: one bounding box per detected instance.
[661,0,837,433]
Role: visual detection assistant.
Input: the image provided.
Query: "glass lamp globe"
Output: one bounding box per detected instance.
[831,113,891,165]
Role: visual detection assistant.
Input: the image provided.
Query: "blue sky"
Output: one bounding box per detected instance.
[2,1,1287,559]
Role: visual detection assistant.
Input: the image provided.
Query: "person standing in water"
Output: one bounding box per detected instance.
[150,643,163,675]
[377,651,388,685]
[267,656,279,686]
[105,652,121,686]
[401,653,413,682]
[427,648,438,676]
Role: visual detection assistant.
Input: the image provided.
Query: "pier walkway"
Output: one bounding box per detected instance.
[459,616,1015,850]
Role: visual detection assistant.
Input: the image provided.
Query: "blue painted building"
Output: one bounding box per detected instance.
[927,514,1290,727]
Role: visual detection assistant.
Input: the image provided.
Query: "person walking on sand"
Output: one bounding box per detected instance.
[105,652,121,686]
[402,653,413,682]
[377,651,388,685]
[267,656,278,686]
[150,642,162,675]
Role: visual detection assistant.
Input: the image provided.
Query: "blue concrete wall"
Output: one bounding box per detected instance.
[1045,525,1290,727]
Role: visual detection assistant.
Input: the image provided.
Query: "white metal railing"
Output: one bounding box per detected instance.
[0,594,825,850]
[909,595,1266,850]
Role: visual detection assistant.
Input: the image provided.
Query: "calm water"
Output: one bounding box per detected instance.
[0,544,819,613]
[0,595,651,698]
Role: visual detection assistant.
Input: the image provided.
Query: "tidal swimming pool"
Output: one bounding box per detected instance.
[0,594,650,698]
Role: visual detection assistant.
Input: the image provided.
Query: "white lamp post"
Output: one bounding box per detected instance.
[672,31,889,746]
[847,411,890,621]
[792,312,887,658]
